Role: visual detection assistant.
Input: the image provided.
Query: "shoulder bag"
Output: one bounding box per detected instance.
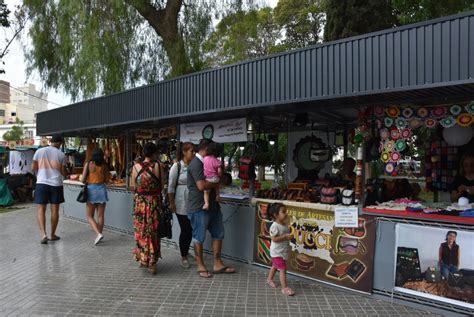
[76,162,89,203]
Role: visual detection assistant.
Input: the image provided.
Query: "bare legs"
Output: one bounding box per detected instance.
[50,204,60,238]
[86,203,106,235]
[37,204,47,239]
[37,204,60,239]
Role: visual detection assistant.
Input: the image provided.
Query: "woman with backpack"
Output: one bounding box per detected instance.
[130,142,165,275]
[168,142,195,269]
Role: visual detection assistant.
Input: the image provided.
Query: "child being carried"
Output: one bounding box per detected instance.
[203,143,222,210]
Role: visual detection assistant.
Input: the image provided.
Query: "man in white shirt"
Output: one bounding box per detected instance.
[32,135,66,244]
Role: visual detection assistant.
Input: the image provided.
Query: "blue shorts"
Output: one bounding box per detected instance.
[34,184,65,205]
[187,209,225,244]
[87,184,109,204]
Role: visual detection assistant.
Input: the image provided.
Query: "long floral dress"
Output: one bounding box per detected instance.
[133,161,161,267]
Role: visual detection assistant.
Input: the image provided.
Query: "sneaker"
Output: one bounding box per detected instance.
[181,258,190,269]
[94,233,104,245]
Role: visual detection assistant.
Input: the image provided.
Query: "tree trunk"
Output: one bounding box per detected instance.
[257,165,265,181]
[126,0,192,76]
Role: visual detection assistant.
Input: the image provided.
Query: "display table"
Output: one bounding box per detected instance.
[363,207,474,225]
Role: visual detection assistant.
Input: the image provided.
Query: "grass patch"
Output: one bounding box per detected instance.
[0,207,23,214]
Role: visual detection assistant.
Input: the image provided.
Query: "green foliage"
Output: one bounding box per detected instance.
[324,0,396,41]
[393,0,474,25]
[24,0,150,101]
[274,0,324,50]
[3,118,25,142]
[204,7,281,67]
[0,0,10,27]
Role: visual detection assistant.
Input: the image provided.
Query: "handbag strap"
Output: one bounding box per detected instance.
[174,162,181,193]
[84,162,90,185]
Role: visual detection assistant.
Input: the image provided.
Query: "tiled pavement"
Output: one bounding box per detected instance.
[0,205,442,316]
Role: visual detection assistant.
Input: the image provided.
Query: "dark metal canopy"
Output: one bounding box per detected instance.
[37,11,474,136]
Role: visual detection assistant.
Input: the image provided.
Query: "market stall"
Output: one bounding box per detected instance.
[35,11,474,315]
[358,103,474,313]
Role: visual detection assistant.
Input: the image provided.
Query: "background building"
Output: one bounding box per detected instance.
[9,83,48,124]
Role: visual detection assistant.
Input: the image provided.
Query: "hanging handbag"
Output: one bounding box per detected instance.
[320,187,339,204]
[76,163,89,203]
[238,156,256,180]
[341,189,355,205]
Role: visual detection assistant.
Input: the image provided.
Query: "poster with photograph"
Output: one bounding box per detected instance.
[254,202,376,293]
[395,224,474,308]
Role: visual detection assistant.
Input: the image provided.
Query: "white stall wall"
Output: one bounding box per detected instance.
[286,131,335,183]
[397,223,474,272]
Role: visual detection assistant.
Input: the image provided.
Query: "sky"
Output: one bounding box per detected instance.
[0,0,278,110]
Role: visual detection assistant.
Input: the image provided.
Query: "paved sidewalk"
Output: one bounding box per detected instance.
[0,205,440,316]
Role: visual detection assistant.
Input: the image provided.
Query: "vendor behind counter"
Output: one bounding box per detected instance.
[450,153,474,203]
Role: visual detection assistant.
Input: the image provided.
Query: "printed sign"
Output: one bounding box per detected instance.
[335,206,359,228]
[180,118,247,144]
[395,224,474,308]
[9,150,35,174]
[255,202,376,293]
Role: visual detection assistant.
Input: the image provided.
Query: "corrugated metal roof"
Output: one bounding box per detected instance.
[37,11,474,135]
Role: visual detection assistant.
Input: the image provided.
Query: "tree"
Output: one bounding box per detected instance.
[0,1,25,74]
[204,7,281,67]
[0,0,10,27]
[324,0,397,41]
[3,118,25,142]
[274,0,324,50]
[393,0,474,25]
[22,0,218,101]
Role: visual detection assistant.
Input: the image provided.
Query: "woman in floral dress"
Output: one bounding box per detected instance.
[130,143,164,274]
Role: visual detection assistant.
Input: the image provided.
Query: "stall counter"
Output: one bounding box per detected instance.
[63,181,256,262]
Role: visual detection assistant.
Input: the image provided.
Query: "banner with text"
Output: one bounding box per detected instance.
[254,202,376,293]
[180,118,247,144]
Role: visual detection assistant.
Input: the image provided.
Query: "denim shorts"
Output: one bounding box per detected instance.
[187,209,225,244]
[87,184,109,204]
[34,184,64,205]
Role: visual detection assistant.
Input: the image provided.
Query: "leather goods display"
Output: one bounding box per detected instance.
[337,236,366,255]
[459,269,474,286]
[425,267,441,283]
[448,272,465,288]
[343,219,366,238]
[396,247,422,286]
[320,187,339,204]
[256,188,318,202]
[238,156,256,180]
[346,259,366,282]
[341,189,355,205]
[327,262,350,279]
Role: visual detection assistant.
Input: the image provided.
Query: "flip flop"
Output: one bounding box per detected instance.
[266,280,277,288]
[281,287,295,296]
[40,237,48,244]
[198,270,213,278]
[213,266,236,274]
[49,235,61,241]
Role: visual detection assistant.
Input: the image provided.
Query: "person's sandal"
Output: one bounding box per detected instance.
[266,279,277,288]
[181,258,190,269]
[281,287,295,296]
[40,236,48,244]
[149,264,157,275]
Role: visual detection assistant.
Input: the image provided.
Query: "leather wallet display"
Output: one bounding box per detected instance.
[346,259,366,282]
